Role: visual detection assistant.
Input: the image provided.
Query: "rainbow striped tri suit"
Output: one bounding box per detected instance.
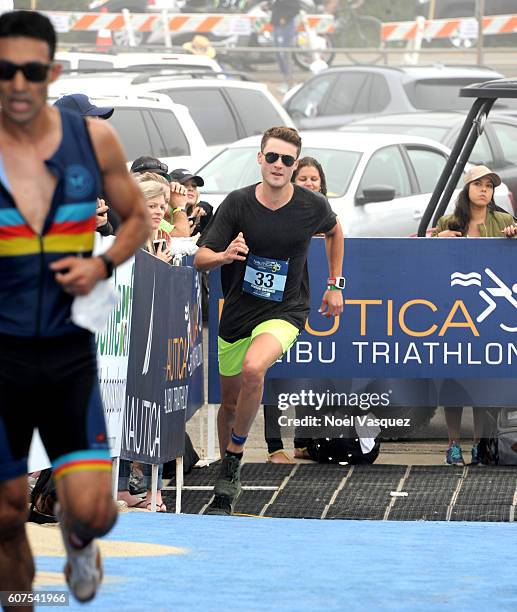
[0,107,111,482]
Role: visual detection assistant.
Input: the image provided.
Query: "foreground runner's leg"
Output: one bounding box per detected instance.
[0,476,34,612]
[54,469,117,602]
[208,332,284,516]
[217,374,242,460]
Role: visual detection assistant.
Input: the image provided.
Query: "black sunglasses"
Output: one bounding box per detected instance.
[0,60,52,83]
[264,151,296,167]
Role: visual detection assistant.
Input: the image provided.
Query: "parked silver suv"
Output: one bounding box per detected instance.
[283,64,511,130]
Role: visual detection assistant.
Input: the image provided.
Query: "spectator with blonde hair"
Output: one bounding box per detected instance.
[131,156,190,237]
[136,176,173,267]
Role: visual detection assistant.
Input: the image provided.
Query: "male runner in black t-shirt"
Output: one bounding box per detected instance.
[195,126,344,515]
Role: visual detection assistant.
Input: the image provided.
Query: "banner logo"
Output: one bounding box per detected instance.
[450,267,517,332]
[141,275,155,376]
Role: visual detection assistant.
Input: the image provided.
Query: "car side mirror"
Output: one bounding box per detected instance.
[356,185,396,205]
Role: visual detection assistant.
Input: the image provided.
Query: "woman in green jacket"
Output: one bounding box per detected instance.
[433,165,517,466]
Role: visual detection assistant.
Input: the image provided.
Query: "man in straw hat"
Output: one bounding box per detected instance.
[182,34,216,59]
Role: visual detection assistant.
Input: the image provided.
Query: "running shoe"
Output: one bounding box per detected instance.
[55,505,103,602]
[206,454,242,516]
[445,442,465,466]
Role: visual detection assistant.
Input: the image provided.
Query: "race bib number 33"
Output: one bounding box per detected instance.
[242,253,288,302]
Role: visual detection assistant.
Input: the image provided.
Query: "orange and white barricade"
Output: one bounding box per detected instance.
[381,13,517,43]
[43,10,334,40]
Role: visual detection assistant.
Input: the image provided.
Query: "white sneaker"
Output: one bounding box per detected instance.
[56,505,103,602]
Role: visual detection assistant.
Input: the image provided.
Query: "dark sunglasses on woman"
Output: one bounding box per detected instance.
[0,60,51,83]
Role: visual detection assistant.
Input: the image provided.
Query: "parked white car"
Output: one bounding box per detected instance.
[49,91,207,170]
[195,131,513,237]
[55,51,223,73]
[50,71,294,162]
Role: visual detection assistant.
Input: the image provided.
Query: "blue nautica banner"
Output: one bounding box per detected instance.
[122,250,204,464]
[208,238,517,408]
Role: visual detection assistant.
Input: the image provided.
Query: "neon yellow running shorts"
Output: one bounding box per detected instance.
[218,319,300,377]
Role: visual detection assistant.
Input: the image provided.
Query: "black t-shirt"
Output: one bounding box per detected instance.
[198,184,337,342]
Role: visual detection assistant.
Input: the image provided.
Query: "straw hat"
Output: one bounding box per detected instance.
[182,35,216,59]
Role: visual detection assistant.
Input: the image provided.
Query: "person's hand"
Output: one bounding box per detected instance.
[221,232,248,265]
[437,229,462,237]
[154,229,173,263]
[96,197,109,229]
[501,224,517,238]
[319,289,343,318]
[170,181,187,196]
[156,229,171,243]
[170,182,188,211]
[188,205,207,232]
[191,205,207,218]
[50,256,106,295]
[154,241,172,264]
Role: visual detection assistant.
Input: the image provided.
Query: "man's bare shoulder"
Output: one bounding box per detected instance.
[85,117,126,170]
[85,116,119,145]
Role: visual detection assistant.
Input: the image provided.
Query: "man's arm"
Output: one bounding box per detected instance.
[169,182,190,237]
[194,232,249,272]
[324,219,344,277]
[319,220,344,318]
[170,209,190,237]
[50,119,149,295]
[89,119,149,265]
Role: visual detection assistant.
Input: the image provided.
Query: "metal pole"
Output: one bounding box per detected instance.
[162,10,173,49]
[476,0,484,65]
[150,464,158,512]
[122,8,137,48]
[111,456,120,500]
[175,456,183,514]
[207,404,217,461]
[427,0,436,20]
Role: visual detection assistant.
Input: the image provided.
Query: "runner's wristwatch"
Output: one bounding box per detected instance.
[327,277,345,290]
[99,253,114,278]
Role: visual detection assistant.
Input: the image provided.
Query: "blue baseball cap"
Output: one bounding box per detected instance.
[53,93,114,119]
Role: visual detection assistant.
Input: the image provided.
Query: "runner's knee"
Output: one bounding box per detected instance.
[64,492,117,539]
[241,360,266,390]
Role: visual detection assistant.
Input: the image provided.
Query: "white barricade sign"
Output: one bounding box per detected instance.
[95,236,134,458]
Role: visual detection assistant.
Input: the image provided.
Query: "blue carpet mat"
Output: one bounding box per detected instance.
[36,513,517,611]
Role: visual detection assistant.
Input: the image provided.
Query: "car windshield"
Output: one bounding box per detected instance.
[199,147,362,197]
[404,79,517,111]
[344,124,449,141]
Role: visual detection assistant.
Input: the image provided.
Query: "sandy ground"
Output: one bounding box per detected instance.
[27,521,186,588]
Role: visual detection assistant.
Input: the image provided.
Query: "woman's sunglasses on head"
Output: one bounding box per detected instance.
[264,152,296,167]
[0,60,51,83]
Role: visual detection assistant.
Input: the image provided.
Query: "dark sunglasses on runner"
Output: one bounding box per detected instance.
[264,151,296,167]
[0,60,52,82]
